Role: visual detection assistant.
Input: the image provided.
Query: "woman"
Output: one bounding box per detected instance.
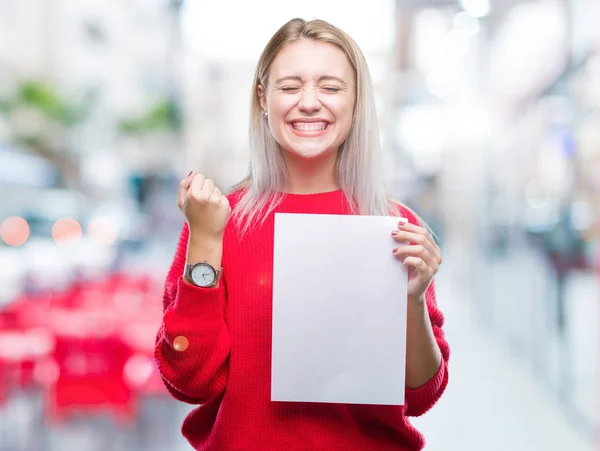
[155,17,449,451]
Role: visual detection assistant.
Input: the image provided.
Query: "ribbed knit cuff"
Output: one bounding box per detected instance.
[157,276,230,403]
[173,276,226,319]
[404,359,446,416]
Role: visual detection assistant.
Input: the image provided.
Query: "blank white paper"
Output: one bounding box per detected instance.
[271,213,408,405]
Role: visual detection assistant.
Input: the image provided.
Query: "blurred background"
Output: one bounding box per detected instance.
[0,0,598,450]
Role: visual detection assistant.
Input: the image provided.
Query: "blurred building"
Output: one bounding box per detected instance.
[179,58,255,189]
[0,0,184,197]
[390,0,600,438]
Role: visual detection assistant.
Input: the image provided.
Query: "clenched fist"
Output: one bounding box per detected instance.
[177,171,230,238]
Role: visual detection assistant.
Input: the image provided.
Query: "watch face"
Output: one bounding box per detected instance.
[191,263,216,287]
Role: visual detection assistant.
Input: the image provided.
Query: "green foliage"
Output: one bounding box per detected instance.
[119,97,181,134]
[0,98,10,114]
[0,80,87,126]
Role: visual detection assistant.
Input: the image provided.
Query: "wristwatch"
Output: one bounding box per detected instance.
[184,262,222,288]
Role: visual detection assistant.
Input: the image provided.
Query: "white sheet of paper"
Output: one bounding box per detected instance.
[271,213,408,405]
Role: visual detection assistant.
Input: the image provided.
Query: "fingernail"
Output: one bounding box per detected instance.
[187,170,194,177]
[392,248,397,254]
[398,219,406,226]
[391,230,398,236]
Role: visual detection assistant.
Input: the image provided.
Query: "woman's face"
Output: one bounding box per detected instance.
[259,39,355,162]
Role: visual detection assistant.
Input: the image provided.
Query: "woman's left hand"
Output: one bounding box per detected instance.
[392,219,442,302]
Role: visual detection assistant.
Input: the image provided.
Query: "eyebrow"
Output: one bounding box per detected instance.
[274,75,348,87]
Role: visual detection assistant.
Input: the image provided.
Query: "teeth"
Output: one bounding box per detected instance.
[292,122,328,132]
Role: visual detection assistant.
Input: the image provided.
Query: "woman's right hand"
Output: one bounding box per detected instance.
[177,172,230,239]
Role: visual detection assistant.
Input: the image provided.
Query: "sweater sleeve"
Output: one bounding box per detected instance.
[404,280,449,416]
[154,223,231,405]
[396,205,450,417]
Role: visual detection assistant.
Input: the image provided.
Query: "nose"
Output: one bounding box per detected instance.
[298,88,322,114]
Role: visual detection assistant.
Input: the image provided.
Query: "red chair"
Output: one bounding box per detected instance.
[44,307,136,426]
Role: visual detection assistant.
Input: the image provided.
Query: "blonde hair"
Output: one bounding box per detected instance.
[231,18,420,235]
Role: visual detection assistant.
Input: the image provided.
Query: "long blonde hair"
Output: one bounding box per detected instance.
[231,18,414,235]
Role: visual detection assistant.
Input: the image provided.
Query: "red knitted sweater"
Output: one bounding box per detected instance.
[154,189,450,450]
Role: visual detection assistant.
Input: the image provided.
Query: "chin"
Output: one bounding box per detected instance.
[286,145,334,160]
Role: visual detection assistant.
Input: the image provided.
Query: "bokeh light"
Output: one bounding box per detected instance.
[52,218,82,243]
[87,216,119,246]
[0,216,30,246]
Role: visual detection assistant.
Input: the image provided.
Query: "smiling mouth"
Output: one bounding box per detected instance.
[290,121,330,132]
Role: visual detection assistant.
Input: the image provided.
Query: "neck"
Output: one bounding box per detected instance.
[282,149,340,195]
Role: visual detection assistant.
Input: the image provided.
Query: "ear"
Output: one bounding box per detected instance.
[258,84,267,113]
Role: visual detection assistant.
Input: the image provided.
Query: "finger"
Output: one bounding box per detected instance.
[223,195,231,212]
[188,173,207,198]
[392,230,438,260]
[201,178,215,195]
[394,221,442,261]
[393,244,438,270]
[177,171,195,209]
[397,220,438,249]
[397,220,438,250]
[209,186,222,203]
[401,256,430,274]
